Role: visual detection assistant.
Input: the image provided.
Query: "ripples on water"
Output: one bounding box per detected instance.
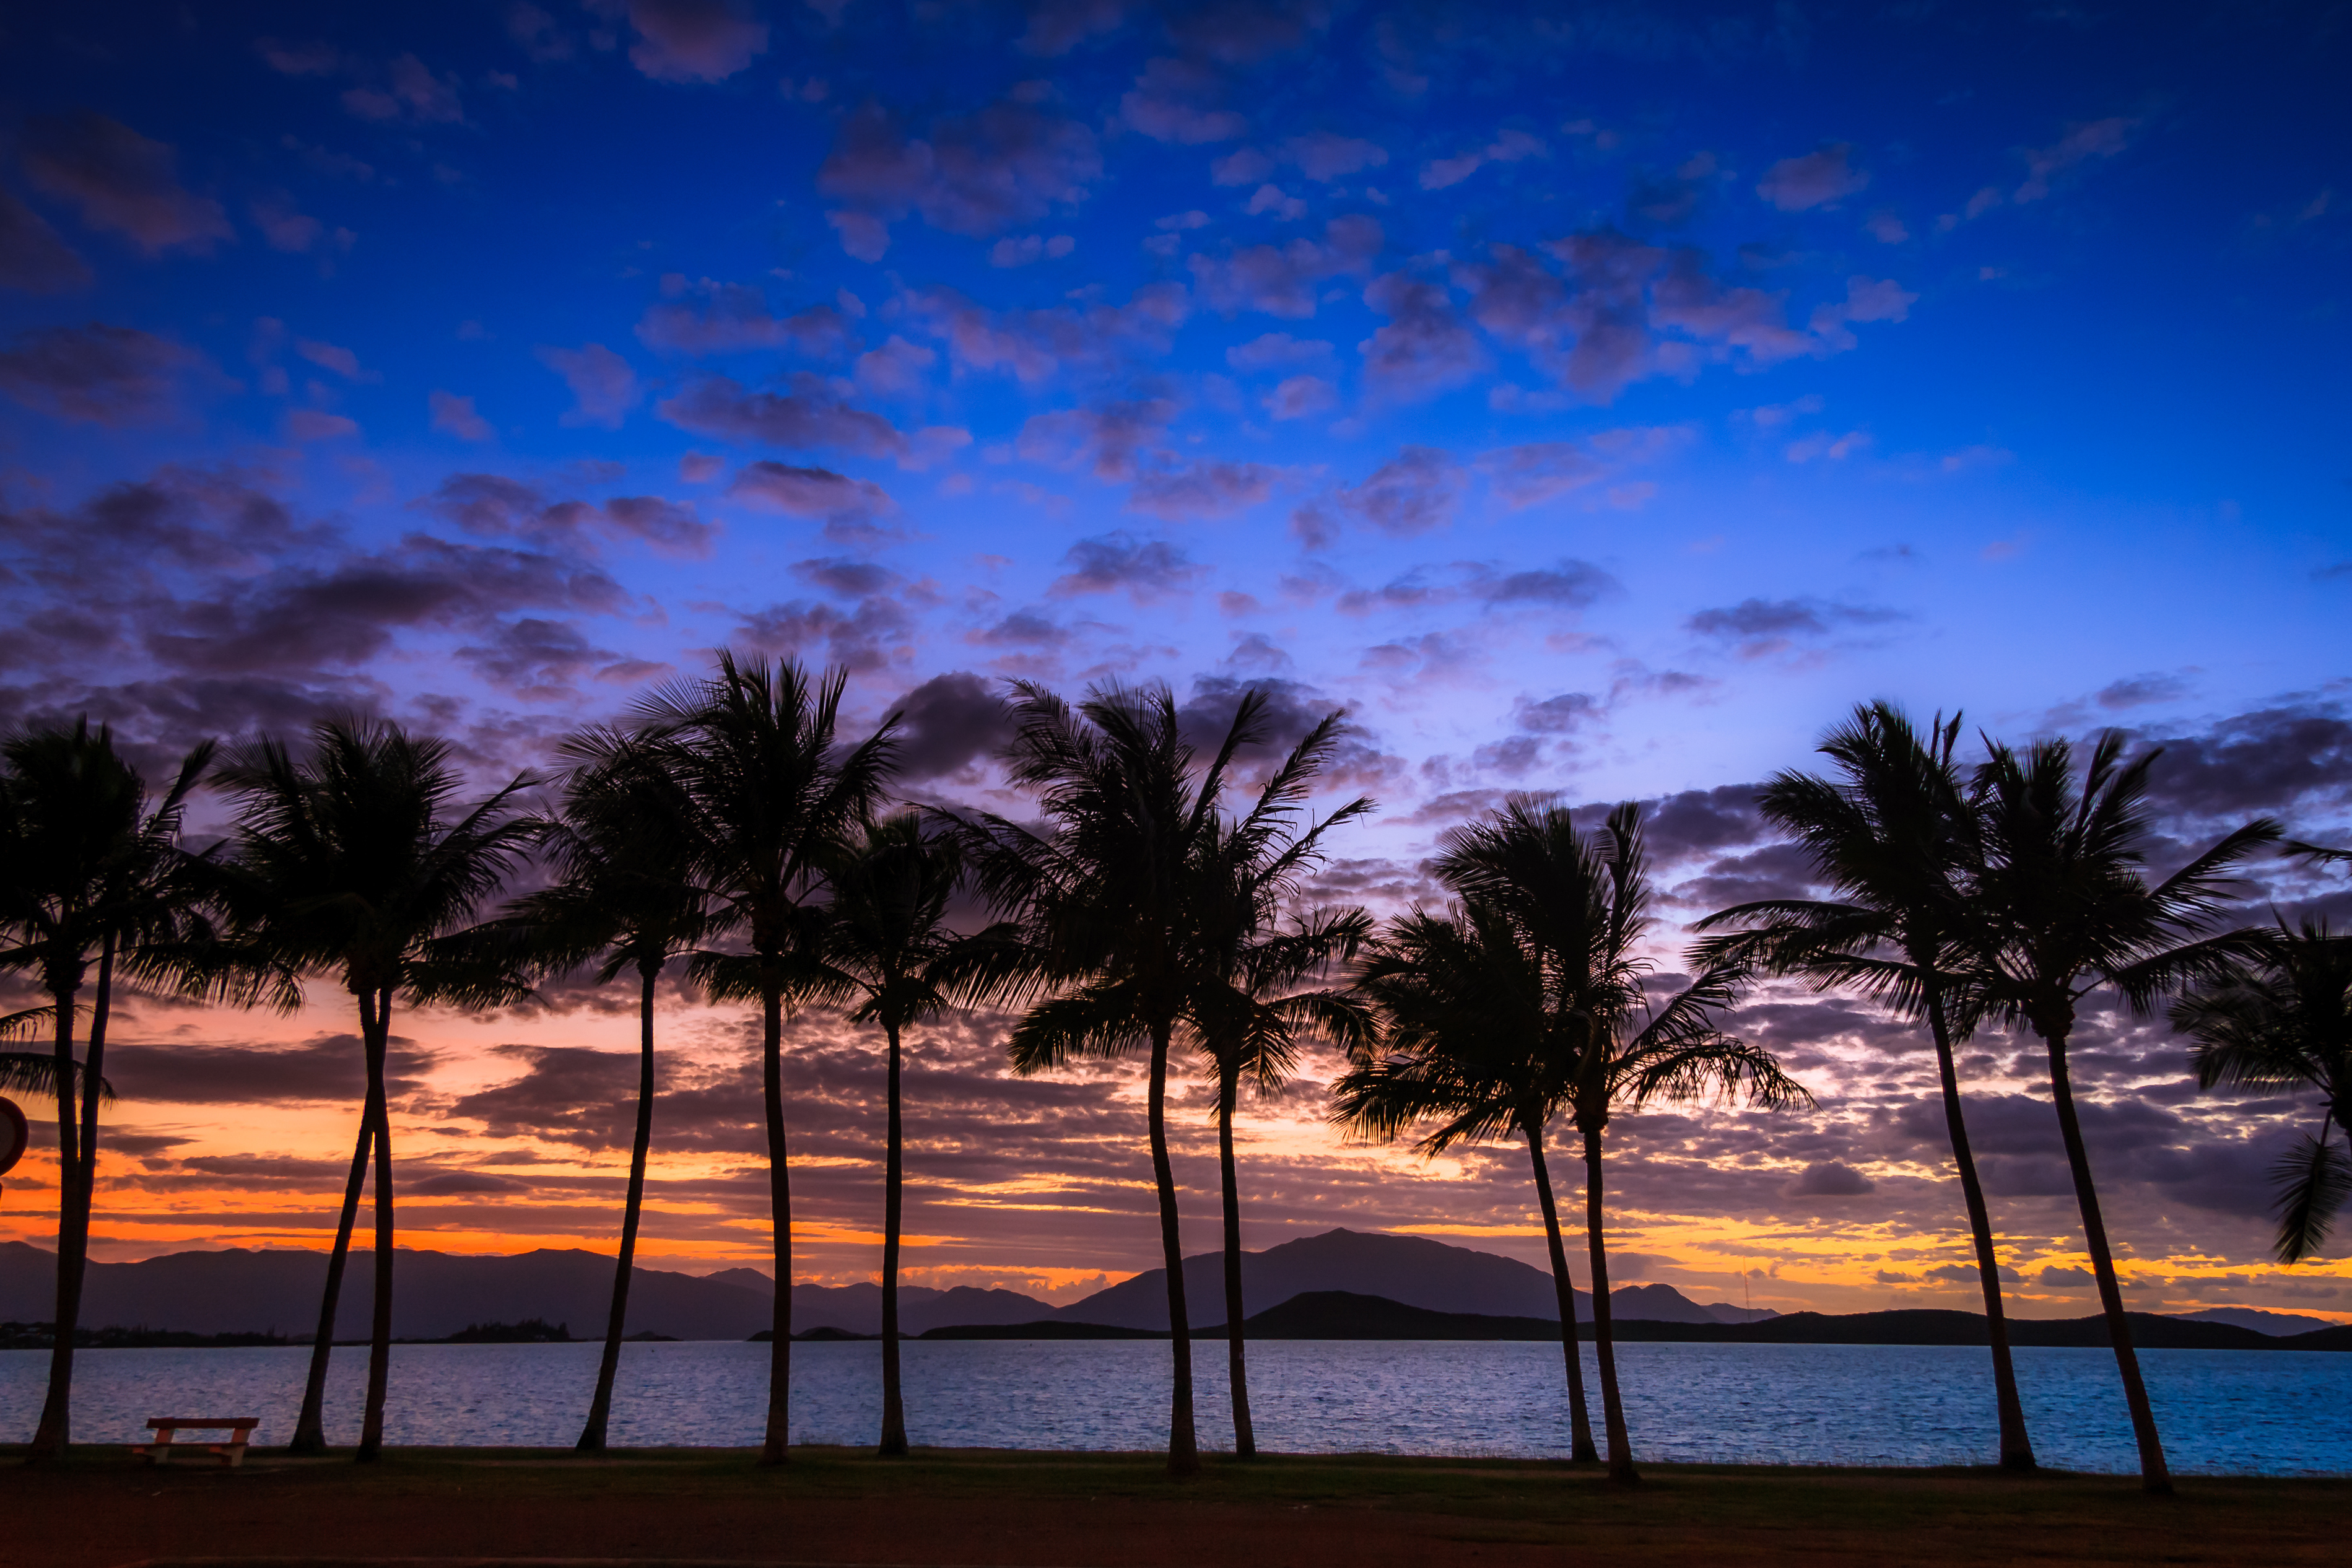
[4,1339,2345,1475]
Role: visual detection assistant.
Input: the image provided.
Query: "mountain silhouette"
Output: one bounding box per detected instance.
[1050,1229,1771,1328]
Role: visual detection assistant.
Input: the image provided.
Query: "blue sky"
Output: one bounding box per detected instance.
[4,1,2352,1314]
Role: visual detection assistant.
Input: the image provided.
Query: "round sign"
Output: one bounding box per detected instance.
[0,1097,27,1177]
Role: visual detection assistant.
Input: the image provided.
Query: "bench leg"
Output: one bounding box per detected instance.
[224,1442,247,1469]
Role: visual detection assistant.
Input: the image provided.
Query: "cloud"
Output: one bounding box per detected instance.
[1049,533,1201,600]
[249,194,329,253]
[340,54,466,125]
[255,37,346,76]
[1359,272,1486,399]
[988,233,1076,267]
[609,0,770,83]
[282,409,359,442]
[1278,132,1388,183]
[657,374,908,459]
[2135,704,2352,821]
[1478,426,1683,509]
[1019,0,1135,56]
[1514,692,1603,733]
[1786,1159,1875,1197]
[536,342,641,428]
[1471,559,1621,609]
[897,281,1188,383]
[424,473,716,557]
[0,322,198,425]
[1015,399,1176,481]
[725,460,897,544]
[456,616,647,699]
[107,1035,437,1107]
[1419,128,1546,191]
[0,189,93,292]
[1119,56,1245,144]
[1291,446,1461,546]
[1188,215,1383,318]
[20,112,232,255]
[1226,332,1334,373]
[2016,116,2138,203]
[1126,459,1278,520]
[1686,596,1904,658]
[818,95,1102,258]
[734,592,912,672]
[636,280,855,357]
[892,670,1014,780]
[1756,142,1868,211]
[1265,373,1336,420]
[429,390,495,441]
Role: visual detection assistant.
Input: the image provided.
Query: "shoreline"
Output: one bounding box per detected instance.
[1,1447,2346,1567]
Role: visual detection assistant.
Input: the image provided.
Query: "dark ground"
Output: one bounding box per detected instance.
[0,1447,2345,1567]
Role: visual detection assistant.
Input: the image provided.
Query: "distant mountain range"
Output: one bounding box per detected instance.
[6,1229,2340,1343]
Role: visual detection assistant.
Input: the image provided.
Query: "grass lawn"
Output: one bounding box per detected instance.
[0,1445,2343,1566]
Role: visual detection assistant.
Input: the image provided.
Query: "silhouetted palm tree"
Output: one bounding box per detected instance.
[2174,917,2352,1262]
[1184,716,1372,1458]
[949,682,1339,1474]
[817,811,1017,1456]
[216,717,538,1461]
[1690,703,2036,1470]
[1340,798,1805,1484]
[0,718,232,1461]
[636,653,899,1466]
[1956,733,2278,1494]
[508,726,707,1452]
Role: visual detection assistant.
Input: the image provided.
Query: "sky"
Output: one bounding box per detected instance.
[2,0,2350,1323]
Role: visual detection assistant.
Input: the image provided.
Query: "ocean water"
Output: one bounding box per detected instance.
[3,1338,2345,1475]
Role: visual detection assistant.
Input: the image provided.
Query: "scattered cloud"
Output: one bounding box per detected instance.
[20,113,232,256]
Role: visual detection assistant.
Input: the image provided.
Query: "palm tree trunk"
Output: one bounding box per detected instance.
[878,1018,908,1457]
[27,970,82,1463]
[290,1112,373,1453]
[2039,1016,2169,1493]
[1146,1018,1199,1474]
[580,960,660,1453]
[1216,1074,1255,1458]
[356,989,397,1462]
[1922,985,2034,1470]
[38,939,116,1457]
[1524,1121,1597,1464]
[758,983,792,1467]
[1579,1123,1637,1485]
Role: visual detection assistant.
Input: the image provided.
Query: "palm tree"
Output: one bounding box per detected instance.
[216,717,538,1461]
[0,718,233,1461]
[947,682,1345,1474]
[635,653,899,1467]
[817,811,1017,1457]
[508,726,706,1453]
[2174,917,2352,1262]
[1956,733,2279,1494]
[1339,798,1806,1484]
[1689,703,2036,1470]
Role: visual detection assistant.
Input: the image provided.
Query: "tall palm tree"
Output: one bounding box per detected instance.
[1956,733,2278,1494]
[1185,720,1373,1458]
[0,718,234,1461]
[2174,917,2352,1263]
[635,653,900,1467]
[508,726,707,1453]
[948,682,1343,1474]
[1340,798,1805,1485]
[1689,702,2036,1470]
[817,811,1017,1457]
[216,717,538,1461]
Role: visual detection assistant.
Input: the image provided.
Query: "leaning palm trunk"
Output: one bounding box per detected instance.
[580,962,660,1452]
[759,987,793,1466]
[2037,1013,2169,1491]
[1215,1073,1255,1457]
[1524,1122,1596,1463]
[357,990,397,1462]
[290,1113,373,1452]
[1923,987,2034,1469]
[1147,1019,1200,1473]
[27,968,85,1461]
[1579,1125,1636,1484]
[878,1020,908,1456]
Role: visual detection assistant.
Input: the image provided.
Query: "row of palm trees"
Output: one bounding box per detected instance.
[3,668,2341,1497]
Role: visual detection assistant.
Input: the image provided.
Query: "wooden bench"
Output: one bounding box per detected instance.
[133,1417,259,1467]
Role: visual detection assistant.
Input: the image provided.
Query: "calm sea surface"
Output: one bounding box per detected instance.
[4,1339,2345,1474]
